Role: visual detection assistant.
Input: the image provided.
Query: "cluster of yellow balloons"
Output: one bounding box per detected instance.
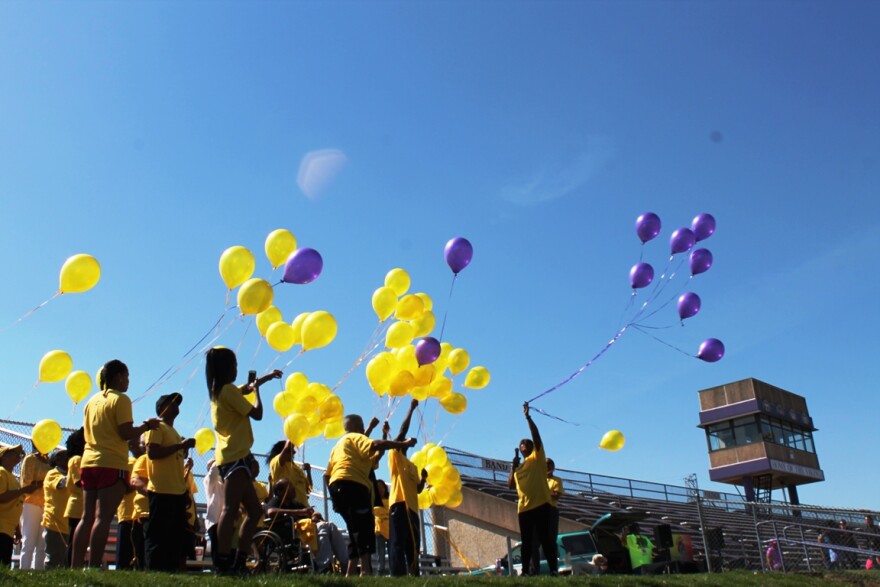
[274,372,346,446]
[38,350,93,404]
[258,307,338,353]
[365,268,491,415]
[411,444,463,510]
[32,419,63,455]
[599,429,625,452]
[59,254,101,294]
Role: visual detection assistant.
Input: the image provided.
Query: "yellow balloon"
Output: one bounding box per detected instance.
[439,342,454,362]
[394,345,418,373]
[307,412,324,438]
[425,463,444,485]
[319,394,343,422]
[430,483,452,506]
[308,382,332,403]
[411,385,429,401]
[371,287,398,322]
[463,366,490,389]
[414,292,433,311]
[290,312,310,345]
[439,392,467,415]
[65,370,91,403]
[389,370,415,397]
[366,353,394,394]
[428,376,452,398]
[447,348,470,376]
[265,229,297,269]
[324,420,345,439]
[284,413,309,446]
[427,446,449,468]
[266,322,296,352]
[599,430,626,452]
[256,306,283,336]
[301,311,338,351]
[418,490,433,510]
[442,464,461,485]
[31,419,62,455]
[384,268,410,296]
[273,391,297,418]
[385,321,414,349]
[294,394,318,415]
[446,488,464,508]
[285,372,309,394]
[414,364,435,387]
[237,278,274,315]
[59,254,101,294]
[219,246,256,290]
[394,294,424,321]
[410,311,436,338]
[39,350,73,383]
[410,449,427,471]
[194,428,215,455]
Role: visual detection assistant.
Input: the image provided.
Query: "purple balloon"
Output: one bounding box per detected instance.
[689,248,713,276]
[635,212,662,244]
[691,213,716,242]
[670,228,696,255]
[697,338,725,363]
[629,262,654,289]
[677,292,702,320]
[415,337,441,366]
[445,237,473,274]
[282,247,323,284]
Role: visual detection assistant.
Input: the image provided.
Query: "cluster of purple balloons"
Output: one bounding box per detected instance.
[281,247,324,285]
[632,212,724,363]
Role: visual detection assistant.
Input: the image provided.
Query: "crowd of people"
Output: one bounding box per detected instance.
[2,350,880,576]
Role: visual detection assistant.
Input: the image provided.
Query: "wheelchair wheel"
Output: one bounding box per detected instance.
[250,530,286,574]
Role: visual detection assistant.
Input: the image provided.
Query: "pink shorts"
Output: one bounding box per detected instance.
[81,467,130,491]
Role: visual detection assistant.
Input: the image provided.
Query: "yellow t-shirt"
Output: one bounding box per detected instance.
[64,455,84,520]
[211,383,254,466]
[20,454,50,507]
[269,454,311,505]
[145,422,185,495]
[116,457,137,523]
[250,480,269,528]
[326,433,375,489]
[82,389,134,471]
[0,467,23,537]
[184,471,199,531]
[374,498,390,539]
[131,454,150,519]
[514,446,551,513]
[547,475,564,508]
[41,468,70,534]
[388,450,420,513]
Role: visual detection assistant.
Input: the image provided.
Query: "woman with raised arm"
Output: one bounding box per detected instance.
[388,399,428,576]
[205,347,281,573]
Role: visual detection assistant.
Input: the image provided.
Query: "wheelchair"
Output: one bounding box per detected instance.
[248,514,313,574]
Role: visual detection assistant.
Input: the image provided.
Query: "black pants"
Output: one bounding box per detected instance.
[518,503,558,575]
[145,492,187,572]
[548,506,560,541]
[115,520,134,570]
[132,518,146,570]
[0,532,12,567]
[207,525,219,563]
[44,529,68,569]
[67,518,80,568]
[329,481,375,558]
[389,503,420,576]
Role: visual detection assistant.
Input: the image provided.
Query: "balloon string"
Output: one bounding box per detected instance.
[3,292,61,332]
[182,308,232,358]
[530,407,580,426]
[634,271,691,324]
[616,292,637,331]
[438,274,458,342]
[631,324,694,358]
[436,415,460,447]
[5,386,37,421]
[525,324,630,404]
[235,318,251,354]
[249,337,263,370]
[280,349,305,370]
[333,321,391,393]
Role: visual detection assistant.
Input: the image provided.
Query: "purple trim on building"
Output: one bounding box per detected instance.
[708,458,771,482]
[698,399,761,426]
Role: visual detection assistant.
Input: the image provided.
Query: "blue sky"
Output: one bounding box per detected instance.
[1,1,878,509]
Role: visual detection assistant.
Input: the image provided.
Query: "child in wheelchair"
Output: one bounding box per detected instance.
[250,479,317,572]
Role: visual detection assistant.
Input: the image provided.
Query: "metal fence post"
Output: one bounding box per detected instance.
[323,474,330,522]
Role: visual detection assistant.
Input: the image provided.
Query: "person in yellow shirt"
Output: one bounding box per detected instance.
[373,479,390,574]
[507,403,557,576]
[64,428,85,568]
[129,440,150,571]
[19,445,50,570]
[71,360,161,569]
[243,459,268,530]
[41,449,70,569]
[266,441,312,507]
[144,392,196,572]
[0,444,42,567]
[387,399,428,577]
[546,458,563,542]
[115,450,138,571]
[181,457,199,570]
[206,347,281,573]
[324,413,416,577]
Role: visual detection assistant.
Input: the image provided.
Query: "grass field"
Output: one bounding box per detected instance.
[2,570,880,587]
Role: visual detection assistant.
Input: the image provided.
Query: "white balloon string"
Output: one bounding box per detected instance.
[438,274,458,342]
[631,324,694,358]
[2,292,60,333]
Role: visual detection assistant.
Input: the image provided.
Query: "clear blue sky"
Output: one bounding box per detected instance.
[1,1,877,509]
